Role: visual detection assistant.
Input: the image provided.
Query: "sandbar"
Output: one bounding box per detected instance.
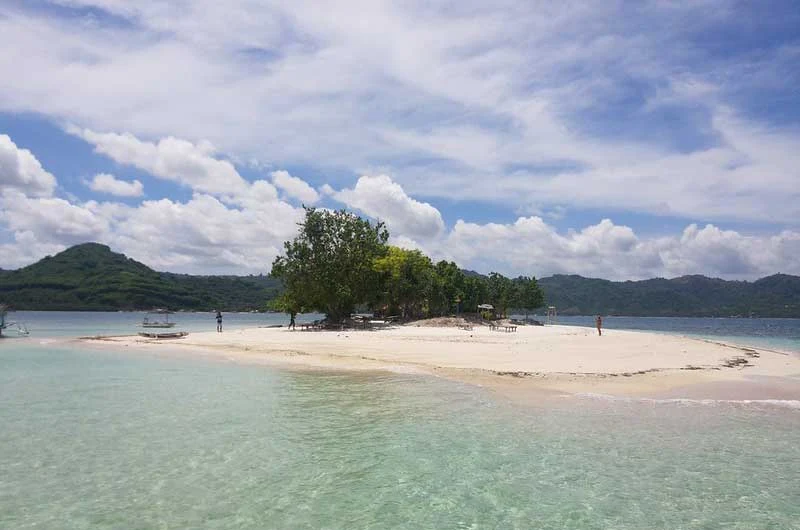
[82,324,800,402]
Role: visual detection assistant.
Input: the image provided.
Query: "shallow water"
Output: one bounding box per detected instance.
[1,340,799,529]
[3,310,322,339]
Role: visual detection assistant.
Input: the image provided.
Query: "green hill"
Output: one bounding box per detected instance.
[0,243,281,311]
[1,243,798,316]
[538,274,800,317]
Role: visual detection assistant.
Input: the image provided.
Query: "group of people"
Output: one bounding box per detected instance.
[215,310,603,334]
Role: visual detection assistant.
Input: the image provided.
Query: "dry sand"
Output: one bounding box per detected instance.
[82,324,800,402]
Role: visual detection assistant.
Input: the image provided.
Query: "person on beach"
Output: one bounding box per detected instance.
[595,315,602,336]
[216,310,223,332]
[289,311,296,331]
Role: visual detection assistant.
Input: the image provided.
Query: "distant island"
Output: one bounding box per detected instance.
[0,238,798,317]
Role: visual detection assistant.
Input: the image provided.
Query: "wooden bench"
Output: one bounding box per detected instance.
[300,321,319,331]
[457,324,473,331]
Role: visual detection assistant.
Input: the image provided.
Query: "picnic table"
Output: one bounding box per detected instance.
[489,323,517,332]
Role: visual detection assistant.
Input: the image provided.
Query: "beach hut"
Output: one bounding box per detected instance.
[546,306,557,325]
[478,303,495,319]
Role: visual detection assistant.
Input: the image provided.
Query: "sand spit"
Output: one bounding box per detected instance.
[82,324,800,401]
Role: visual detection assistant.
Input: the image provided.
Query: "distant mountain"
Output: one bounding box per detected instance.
[0,243,281,311]
[2,243,798,316]
[537,274,800,317]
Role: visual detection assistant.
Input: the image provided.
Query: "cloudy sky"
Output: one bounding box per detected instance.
[1,0,798,280]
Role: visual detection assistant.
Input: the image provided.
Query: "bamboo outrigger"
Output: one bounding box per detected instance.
[141,309,176,328]
[0,304,29,337]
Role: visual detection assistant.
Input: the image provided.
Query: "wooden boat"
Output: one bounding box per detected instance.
[138,331,188,339]
[141,309,176,328]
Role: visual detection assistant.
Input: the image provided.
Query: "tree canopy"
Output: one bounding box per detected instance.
[270,208,546,322]
[270,208,389,323]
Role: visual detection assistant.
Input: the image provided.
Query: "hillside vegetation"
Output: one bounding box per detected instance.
[538,274,800,317]
[0,243,280,311]
[0,242,798,316]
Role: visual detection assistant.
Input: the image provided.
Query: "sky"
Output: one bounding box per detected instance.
[0,0,799,280]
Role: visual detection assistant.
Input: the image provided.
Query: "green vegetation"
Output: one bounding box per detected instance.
[538,274,800,317]
[0,243,279,311]
[270,208,544,322]
[1,218,797,318]
[271,208,389,322]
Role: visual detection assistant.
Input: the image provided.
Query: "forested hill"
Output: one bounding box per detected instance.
[0,243,280,311]
[538,274,800,317]
[1,243,798,316]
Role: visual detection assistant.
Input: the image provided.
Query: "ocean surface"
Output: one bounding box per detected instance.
[1,313,799,529]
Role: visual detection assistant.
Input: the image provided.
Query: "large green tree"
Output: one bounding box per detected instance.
[511,276,545,319]
[428,260,465,316]
[487,272,514,316]
[271,208,389,323]
[461,275,488,313]
[373,246,433,319]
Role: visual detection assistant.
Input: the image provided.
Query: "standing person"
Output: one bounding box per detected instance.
[289,310,297,331]
[595,315,602,336]
[216,310,223,332]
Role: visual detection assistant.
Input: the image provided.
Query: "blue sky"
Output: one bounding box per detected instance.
[0,0,798,279]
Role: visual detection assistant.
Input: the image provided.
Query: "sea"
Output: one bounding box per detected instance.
[1,312,799,529]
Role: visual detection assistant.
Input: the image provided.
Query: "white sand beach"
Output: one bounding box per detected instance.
[84,324,800,401]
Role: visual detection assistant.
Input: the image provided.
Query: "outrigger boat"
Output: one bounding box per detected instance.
[141,309,176,328]
[0,304,30,338]
[138,330,188,339]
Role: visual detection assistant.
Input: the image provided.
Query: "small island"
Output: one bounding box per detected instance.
[84,208,800,402]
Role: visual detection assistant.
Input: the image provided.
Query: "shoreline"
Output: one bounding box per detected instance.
[80,324,800,403]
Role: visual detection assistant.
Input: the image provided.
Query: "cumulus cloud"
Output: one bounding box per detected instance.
[0,134,57,197]
[440,218,800,281]
[67,127,249,197]
[0,130,307,274]
[112,193,302,273]
[0,190,111,244]
[331,175,445,240]
[270,170,319,204]
[87,173,143,197]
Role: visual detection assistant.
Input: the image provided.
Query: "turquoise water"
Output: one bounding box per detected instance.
[2,316,799,528]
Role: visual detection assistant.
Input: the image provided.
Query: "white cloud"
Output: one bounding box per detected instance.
[1,166,798,279]
[1,2,798,226]
[438,218,800,281]
[270,170,319,204]
[87,172,143,197]
[0,131,797,280]
[0,134,57,197]
[0,128,309,274]
[0,189,111,244]
[111,193,302,273]
[67,127,249,198]
[331,175,445,240]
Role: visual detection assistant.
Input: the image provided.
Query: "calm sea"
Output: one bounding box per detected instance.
[1,313,799,528]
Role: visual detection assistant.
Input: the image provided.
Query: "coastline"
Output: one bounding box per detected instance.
[80,324,800,403]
